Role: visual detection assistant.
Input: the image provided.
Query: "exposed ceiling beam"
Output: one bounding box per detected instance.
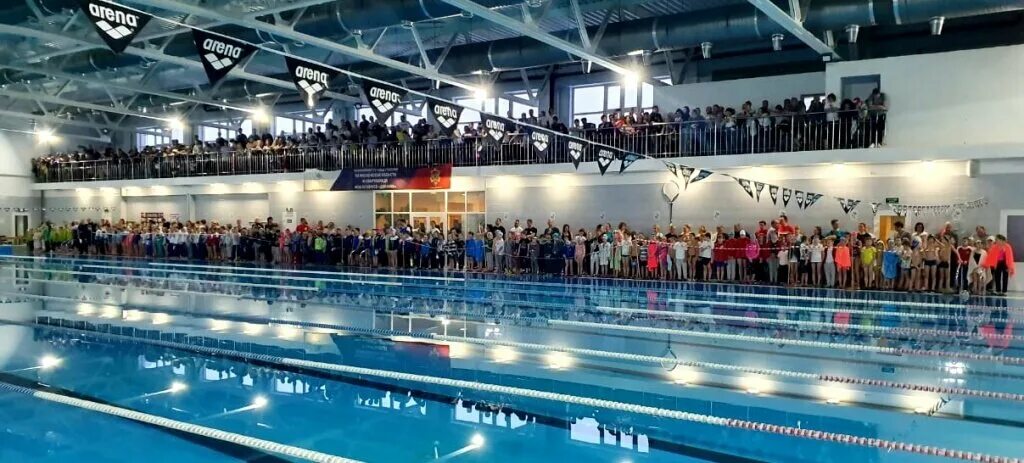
[745,0,841,60]
[1,63,258,114]
[437,0,631,76]
[0,88,166,124]
[0,107,116,132]
[0,24,358,104]
[121,0,483,93]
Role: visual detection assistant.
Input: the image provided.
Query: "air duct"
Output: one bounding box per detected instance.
[701,41,713,59]
[845,24,860,43]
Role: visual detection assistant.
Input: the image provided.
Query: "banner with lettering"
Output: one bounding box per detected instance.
[596,148,615,176]
[191,29,258,86]
[361,80,408,123]
[567,139,588,170]
[530,129,552,157]
[426,98,463,136]
[480,114,510,144]
[285,56,338,108]
[79,0,152,53]
[331,164,452,191]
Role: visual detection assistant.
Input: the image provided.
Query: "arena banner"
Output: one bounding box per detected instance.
[78,0,152,53]
[285,56,338,108]
[426,98,462,136]
[330,164,452,191]
[596,148,615,176]
[191,29,258,86]
[480,113,511,144]
[361,80,407,123]
[567,139,588,170]
[530,129,552,157]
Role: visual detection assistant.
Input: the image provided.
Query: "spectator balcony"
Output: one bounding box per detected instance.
[33,110,886,184]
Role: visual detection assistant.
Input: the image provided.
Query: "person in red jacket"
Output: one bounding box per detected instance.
[982,235,1016,295]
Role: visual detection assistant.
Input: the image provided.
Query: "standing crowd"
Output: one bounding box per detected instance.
[30,209,1015,296]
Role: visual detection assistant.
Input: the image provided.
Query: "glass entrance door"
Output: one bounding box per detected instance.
[411,214,444,234]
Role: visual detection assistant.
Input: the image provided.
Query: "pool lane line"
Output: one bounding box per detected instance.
[146,261,464,282]
[0,380,361,463]
[714,291,1015,312]
[548,320,1024,366]
[597,304,1024,343]
[429,334,1024,403]
[8,267,320,292]
[0,277,291,302]
[5,319,1018,463]
[13,295,1024,405]
[75,263,402,287]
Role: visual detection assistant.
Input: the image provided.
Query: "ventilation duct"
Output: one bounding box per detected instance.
[701,41,713,59]
[845,24,860,43]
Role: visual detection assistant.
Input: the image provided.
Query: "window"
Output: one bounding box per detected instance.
[197,118,252,142]
[355,102,424,127]
[571,76,668,122]
[135,126,182,149]
[454,91,537,129]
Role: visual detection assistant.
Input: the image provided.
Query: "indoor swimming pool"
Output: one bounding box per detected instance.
[0,255,1021,463]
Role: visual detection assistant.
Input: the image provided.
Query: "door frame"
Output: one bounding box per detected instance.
[11,212,29,238]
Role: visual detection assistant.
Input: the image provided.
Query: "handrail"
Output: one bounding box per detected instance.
[32,110,887,183]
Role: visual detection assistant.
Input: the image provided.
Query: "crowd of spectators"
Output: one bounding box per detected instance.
[31,207,1013,297]
[31,89,888,182]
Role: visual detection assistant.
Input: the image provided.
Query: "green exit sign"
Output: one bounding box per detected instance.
[885,197,900,204]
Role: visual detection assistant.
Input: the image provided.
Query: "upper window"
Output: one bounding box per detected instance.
[570,77,667,122]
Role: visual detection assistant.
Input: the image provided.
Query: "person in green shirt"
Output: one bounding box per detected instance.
[313,233,327,264]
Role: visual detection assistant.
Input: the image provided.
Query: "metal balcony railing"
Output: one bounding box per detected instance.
[32,110,886,183]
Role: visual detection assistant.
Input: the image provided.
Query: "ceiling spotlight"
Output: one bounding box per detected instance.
[469,433,485,447]
[845,24,860,44]
[169,381,187,393]
[772,33,784,51]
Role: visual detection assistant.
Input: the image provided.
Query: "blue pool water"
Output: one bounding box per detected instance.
[0,255,1022,462]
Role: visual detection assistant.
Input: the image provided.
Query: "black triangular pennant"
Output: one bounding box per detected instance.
[838,197,851,214]
[754,182,766,202]
[567,139,588,170]
[480,113,510,144]
[530,130,553,156]
[596,149,615,176]
[285,56,338,108]
[870,202,880,214]
[619,152,641,174]
[782,188,792,207]
[192,29,259,86]
[737,178,754,199]
[361,80,408,123]
[665,162,678,178]
[679,166,696,189]
[795,190,805,209]
[689,169,712,186]
[426,98,463,136]
[79,0,152,53]
[847,199,861,214]
[769,185,779,204]
[804,192,822,209]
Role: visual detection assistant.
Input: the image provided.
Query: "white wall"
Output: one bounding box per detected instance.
[269,190,373,230]
[655,72,825,113]
[124,196,188,222]
[193,193,269,224]
[825,44,1024,148]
